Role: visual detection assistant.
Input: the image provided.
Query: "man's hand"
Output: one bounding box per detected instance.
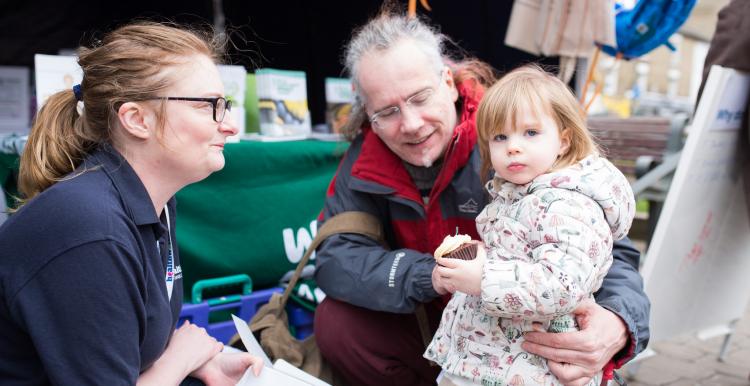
[522,299,628,386]
[431,263,451,295]
[434,242,486,296]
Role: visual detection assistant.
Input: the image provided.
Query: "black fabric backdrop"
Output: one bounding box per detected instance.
[0,0,557,124]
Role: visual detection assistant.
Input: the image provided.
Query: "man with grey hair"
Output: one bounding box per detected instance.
[314,11,649,386]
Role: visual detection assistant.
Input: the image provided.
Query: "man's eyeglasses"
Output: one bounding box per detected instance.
[368,89,436,131]
[149,97,232,123]
[367,69,445,131]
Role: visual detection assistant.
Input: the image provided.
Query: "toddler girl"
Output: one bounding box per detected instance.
[424,64,635,386]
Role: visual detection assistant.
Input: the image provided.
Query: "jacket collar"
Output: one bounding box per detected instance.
[350,79,484,204]
[85,144,162,228]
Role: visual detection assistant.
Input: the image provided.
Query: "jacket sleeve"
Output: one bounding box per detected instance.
[595,237,651,363]
[316,234,440,313]
[313,150,440,314]
[479,192,613,321]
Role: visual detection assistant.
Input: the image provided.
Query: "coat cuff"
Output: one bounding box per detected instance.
[599,303,638,380]
[415,252,440,301]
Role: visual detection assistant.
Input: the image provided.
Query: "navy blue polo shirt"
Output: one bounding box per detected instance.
[0,146,183,385]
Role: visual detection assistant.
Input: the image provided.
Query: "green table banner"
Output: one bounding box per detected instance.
[175,139,348,300]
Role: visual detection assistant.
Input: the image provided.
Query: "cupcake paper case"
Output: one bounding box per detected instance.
[434,234,477,260]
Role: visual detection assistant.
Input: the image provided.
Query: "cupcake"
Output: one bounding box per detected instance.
[434,234,477,260]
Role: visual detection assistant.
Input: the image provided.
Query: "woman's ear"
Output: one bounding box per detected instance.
[117,102,154,140]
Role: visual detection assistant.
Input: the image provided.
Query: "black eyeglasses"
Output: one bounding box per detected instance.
[148,97,232,123]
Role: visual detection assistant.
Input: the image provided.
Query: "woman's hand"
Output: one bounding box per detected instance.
[167,321,225,374]
[137,321,223,386]
[433,242,486,296]
[192,352,264,386]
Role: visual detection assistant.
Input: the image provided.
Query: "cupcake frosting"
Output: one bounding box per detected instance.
[434,234,472,258]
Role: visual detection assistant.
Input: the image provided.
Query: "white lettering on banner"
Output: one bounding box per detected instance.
[282,220,318,264]
[294,283,327,303]
[297,283,326,304]
[314,287,326,302]
[297,283,314,300]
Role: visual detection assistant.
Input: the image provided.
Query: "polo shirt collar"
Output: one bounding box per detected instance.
[85,145,160,227]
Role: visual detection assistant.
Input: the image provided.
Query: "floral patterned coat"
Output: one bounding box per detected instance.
[424,155,635,385]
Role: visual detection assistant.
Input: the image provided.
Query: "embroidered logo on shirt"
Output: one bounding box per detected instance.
[166,250,173,283]
[174,265,183,280]
[458,198,479,213]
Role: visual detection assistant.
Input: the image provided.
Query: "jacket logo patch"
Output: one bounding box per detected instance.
[458,198,479,214]
[388,252,405,288]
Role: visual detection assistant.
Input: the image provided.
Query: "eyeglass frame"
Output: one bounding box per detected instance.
[366,68,446,131]
[146,96,232,123]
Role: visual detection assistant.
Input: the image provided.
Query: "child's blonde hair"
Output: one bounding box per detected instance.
[476,64,600,181]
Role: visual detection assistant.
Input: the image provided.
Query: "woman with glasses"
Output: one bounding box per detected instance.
[313,10,650,386]
[0,22,262,385]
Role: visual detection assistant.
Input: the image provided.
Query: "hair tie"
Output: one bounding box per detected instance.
[72,84,83,101]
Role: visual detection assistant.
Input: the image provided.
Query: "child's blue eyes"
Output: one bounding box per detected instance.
[493,130,538,141]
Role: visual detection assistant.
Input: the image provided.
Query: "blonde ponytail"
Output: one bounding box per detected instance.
[19,89,101,200]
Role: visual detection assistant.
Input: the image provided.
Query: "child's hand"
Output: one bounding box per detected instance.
[434,242,486,296]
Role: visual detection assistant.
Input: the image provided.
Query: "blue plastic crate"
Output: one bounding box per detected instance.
[178,286,315,343]
[286,302,315,339]
[179,286,283,343]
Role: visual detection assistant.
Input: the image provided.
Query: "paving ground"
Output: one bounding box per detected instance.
[621,307,750,385]
[620,241,750,385]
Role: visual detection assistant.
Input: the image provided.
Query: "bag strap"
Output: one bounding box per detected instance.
[279,211,385,308]
[279,210,433,350]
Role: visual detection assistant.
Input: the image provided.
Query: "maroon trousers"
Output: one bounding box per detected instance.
[314,297,443,386]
